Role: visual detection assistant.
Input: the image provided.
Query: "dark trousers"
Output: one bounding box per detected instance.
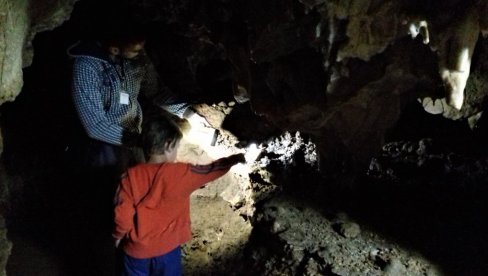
[65,137,145,274]
[86,139,144,173]
[67,137,144,180]
[122,247,182,276]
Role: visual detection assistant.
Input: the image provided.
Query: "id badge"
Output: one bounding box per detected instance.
[120,91,129,105]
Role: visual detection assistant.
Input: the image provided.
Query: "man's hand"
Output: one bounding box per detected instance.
[184,107,210,127]
[188,112,210,128]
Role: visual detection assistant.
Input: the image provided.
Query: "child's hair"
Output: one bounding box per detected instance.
[141,115,183,157]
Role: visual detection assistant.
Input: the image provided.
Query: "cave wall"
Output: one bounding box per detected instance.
[0,0,29,105]
[0,0,77,105]
[117,0,488,172]
[2,0,488,173]
[0,1,77,274]
[2,0,488,273]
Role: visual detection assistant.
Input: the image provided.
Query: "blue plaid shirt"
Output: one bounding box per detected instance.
[70,41,188,146]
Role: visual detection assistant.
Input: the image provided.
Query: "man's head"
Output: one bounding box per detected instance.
[142,115,183,161]
[107,41,145,59]
[100,22,146,59]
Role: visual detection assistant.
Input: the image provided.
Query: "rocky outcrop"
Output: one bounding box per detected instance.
[121,0,488,172]
[0,0,29,105]
[0,0,77,105]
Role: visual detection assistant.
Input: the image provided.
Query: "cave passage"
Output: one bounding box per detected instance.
[3,0,488,276]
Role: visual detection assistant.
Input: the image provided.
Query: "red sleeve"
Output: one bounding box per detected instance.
[113,173,136,240]
[171,155,242,197]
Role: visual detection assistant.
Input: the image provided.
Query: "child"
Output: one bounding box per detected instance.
[113,115,245,275]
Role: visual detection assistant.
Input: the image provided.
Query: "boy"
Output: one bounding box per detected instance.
[113,115,245,275]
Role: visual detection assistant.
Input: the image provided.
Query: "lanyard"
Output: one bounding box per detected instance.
[112,58,127,91]
[115,59,128,93]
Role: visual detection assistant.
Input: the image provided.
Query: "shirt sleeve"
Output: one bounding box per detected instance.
[139,55,190,118]
[113,173,135,240]
[172,155,243,196]
[72,58,124,145]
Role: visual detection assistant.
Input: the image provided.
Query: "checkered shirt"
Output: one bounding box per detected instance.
[71,46,188,146]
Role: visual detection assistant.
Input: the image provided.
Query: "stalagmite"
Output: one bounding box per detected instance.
[437,8,480,110]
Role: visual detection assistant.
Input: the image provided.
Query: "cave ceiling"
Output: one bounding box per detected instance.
[1,0,488,171]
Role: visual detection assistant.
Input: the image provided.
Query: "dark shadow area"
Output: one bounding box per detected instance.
[344,177,488,276]
[244,158,488,275]
[243,102,488,276]
[221,102,281,147]
[388,102,484,156]
[1,10,119,275]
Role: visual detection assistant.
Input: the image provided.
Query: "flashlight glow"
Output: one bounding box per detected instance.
[187,127,217,146]
[245,143,261,163]
[187,113,202,127]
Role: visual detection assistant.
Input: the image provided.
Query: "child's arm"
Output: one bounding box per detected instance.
[191,153,246,174]
[175,153,246,196]
[113,174,136,241]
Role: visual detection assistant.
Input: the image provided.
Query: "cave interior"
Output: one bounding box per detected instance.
[2,0,488,275]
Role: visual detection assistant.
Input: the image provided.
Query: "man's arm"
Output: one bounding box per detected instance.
[139,55,209,126]
[72,58,125,145]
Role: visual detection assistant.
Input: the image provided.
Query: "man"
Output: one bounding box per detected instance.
[69,26,207,171]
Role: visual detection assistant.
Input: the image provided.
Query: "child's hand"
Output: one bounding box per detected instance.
[230,153,246,164]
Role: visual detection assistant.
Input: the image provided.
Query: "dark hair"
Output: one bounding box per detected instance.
[141,115,183,157]
[98,17,147,50]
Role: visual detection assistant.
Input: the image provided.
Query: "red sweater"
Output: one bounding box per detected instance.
[113,155,240,258]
